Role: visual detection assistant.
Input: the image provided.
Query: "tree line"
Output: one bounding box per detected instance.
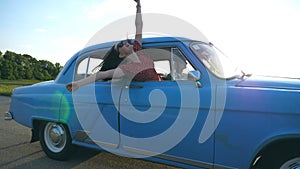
[0,50,63,81]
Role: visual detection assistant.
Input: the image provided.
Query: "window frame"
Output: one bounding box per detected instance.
[73,45,197,82]
[74,48,109,81]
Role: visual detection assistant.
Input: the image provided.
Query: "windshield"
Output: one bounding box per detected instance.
[190,42,240,79]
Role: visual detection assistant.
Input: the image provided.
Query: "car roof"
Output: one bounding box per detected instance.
[78,37,206,54]
[57,36,209,83]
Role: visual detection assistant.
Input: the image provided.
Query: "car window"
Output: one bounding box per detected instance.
[146,47,195,81]
[88,57,103,75]
[74,57,89,81]
[190,42,239,79]
[170,48,195,81]
[154,60,171,80]
[74,46,195,82]
[74,51,106,81]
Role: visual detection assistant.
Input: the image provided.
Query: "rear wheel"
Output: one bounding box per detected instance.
[39,122,74,160]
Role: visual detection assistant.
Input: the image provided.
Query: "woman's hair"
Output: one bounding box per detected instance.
[100,45,123,71]
[95,45,123,81]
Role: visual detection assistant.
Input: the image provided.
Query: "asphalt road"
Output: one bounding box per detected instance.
[0,96,180,169]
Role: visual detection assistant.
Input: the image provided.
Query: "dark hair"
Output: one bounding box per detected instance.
[100,45,123,71]
[97,46,123,81]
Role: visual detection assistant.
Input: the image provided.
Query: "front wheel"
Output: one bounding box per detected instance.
[39,122,74,160]
[279,157,300,169]
[252,146,300,169]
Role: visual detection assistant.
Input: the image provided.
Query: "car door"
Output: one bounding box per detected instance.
[119,45,215,168]
[66,49,122,149]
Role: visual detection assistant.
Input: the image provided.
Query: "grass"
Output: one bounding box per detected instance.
[0,79,41,96]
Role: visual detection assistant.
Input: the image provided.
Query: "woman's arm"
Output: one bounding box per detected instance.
[66,68,124,92]
[134,0,143,46]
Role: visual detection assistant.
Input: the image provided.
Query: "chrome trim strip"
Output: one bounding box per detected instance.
[75,136,234,168]
[156,153,213,169]
[124,146,234,169]
[73,130,118,149]
[124,146,157,156]
[85,140,118,149]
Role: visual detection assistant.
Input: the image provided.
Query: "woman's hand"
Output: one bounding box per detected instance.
[134,0,140,5]
[65,82,79,92]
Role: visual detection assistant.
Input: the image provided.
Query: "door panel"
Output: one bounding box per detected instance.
[71,81,122,149]
[68,49,122,149]
[118,45,215,166]
[119,80,214,166]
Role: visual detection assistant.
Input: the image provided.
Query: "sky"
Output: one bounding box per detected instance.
[1,0,300,78]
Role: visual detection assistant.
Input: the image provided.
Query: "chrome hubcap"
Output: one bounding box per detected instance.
[44,122,67,153]
[49,125,64,145]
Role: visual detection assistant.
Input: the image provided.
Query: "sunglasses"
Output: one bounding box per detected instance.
[117,39,132,49]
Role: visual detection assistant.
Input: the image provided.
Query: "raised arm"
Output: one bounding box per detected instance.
[134,0,143,45]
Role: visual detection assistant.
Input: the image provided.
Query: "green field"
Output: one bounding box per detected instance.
[0,80,41,96]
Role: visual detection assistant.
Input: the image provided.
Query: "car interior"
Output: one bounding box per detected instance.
[74,47,195,82]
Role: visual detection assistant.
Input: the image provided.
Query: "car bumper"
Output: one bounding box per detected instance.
[4,111,13,120]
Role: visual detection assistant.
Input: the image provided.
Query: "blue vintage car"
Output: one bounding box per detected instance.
[6,37,300,169]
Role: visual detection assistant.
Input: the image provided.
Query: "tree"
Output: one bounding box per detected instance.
[0,53,2,79]
[21,54,34,79]
[1,51,15,80]
[0,50,62,81]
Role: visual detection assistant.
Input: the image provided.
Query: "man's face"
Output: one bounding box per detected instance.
[174,59,187,73]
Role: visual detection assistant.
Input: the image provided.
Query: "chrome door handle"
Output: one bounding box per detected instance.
[125,85,143,89]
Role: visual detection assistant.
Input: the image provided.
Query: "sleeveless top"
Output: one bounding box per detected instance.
[118,40,159,81]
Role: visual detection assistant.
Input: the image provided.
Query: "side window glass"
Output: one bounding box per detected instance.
[149,47,195,81]
[171,48,195,80]
[75,58,89,81]
[154,60,171,80]
[74,50,107,81]
[74,47,195,82]
[87,57,103,76]
[144,47,172,81]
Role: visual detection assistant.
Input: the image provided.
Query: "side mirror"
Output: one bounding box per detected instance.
[188,71,202,88]
[188,70,201,81]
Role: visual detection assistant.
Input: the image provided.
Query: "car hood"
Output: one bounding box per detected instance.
[236,75,300,90]
[31,80,55,86]
[13,80,63,95]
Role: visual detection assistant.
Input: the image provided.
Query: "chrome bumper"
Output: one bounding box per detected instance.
[4,111,13,120]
